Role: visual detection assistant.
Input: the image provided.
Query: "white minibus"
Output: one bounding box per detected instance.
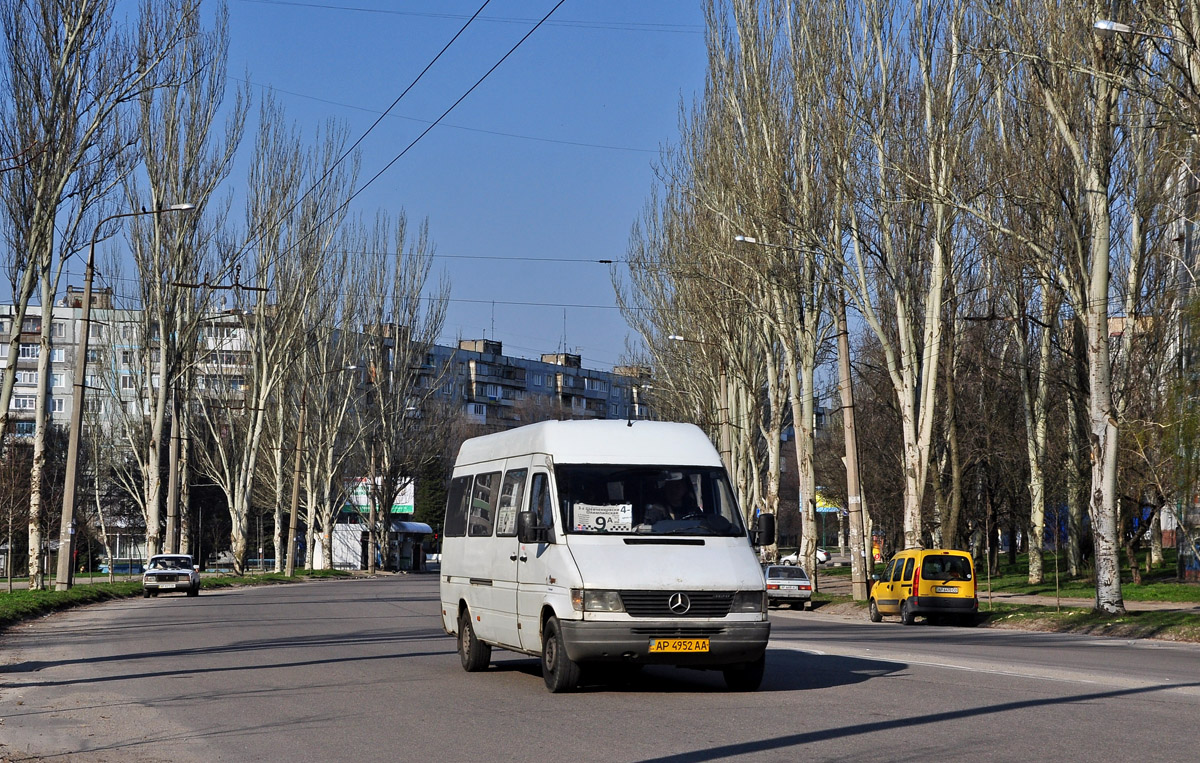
[439,419,776,692]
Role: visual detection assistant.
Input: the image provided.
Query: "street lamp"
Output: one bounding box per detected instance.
[1094,19,1174,42]
[285,365,356,577]
[55,203,195,590]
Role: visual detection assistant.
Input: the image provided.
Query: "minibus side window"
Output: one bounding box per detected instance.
[496,469,528,537]
[530,473,554,532]
[468,472,501,537]
[901,557,915,582]
[443,476,472,537]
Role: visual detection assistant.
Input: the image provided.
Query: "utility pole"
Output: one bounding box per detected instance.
[285,390,307,577]
[836,290,869,601]
[164,390,181,553]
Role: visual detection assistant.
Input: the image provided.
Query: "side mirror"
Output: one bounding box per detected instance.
[750,513,776,547]
[517,511,537,543]
[870,574,880,582]
[517,511,553,544]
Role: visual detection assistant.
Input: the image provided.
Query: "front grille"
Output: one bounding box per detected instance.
[619,591,734,618]
[150,574,181,583]
[630,626,725,637]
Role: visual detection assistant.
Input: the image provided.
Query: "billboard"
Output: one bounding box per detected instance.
[344,477,415,515]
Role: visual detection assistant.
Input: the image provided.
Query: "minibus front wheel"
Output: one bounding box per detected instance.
[541,616,581,693]
[458,609,491,672]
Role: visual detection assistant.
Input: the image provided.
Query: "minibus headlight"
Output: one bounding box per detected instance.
[571,588,625,612]
[731,590,767,613]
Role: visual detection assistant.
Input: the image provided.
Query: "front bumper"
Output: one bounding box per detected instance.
[557,619,770,665]
[143,576,196,592]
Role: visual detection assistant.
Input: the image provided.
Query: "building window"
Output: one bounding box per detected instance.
[16,370,37,385]
[120,375,135,390]
[11,395,36,411]
[121,350,134,365]
[51,322,65,338]
[19,344,38,359]
[530,373,545,387]
[50,349,64,362]
[14,421,35,436]
[467,403,486,416]
[50,398,64,413]
[21,318,40,333]
[52,373,63,388]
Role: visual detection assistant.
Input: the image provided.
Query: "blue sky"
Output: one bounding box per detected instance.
[224,0,709,369]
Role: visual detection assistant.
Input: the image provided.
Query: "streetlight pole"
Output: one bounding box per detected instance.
[285,365,355,577]
[55,203,195,591]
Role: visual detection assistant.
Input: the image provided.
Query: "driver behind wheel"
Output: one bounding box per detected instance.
[645,474,700,522]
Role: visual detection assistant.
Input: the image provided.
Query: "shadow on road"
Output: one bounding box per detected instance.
[480,647,903,694]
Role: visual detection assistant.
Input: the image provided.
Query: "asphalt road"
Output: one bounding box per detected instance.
[2,575,1198,762]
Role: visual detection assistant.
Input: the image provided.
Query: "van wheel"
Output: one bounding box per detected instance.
[541,616,580,693]
[868,599,882,622]
[457,610,491,672]
[900,599,915,625]
[723,654,765,691]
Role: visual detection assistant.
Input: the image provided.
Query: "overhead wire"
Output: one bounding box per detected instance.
[232,77,657,153]
[224,0,569,292]
[231,0,494,275]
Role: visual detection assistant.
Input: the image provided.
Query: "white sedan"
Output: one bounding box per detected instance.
[142,554,201,597]
[779,548,830,566]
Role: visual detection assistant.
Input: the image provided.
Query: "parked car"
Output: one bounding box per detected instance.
[868,548,977,626]
[780,548,830,566]
[763,564,812,609]
[142,554,201,598]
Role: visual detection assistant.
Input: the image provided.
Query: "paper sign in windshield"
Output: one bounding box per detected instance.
[574,503,633,532]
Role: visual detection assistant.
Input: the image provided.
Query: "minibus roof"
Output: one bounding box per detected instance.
[454,420,724,468]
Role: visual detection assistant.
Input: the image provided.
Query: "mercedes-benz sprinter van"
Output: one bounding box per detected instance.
[439,420,775,692]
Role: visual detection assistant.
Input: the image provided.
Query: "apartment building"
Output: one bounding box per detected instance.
[3,295,651,438]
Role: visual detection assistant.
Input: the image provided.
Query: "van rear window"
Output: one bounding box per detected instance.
[554,464,745,537]
[921,555,972,581]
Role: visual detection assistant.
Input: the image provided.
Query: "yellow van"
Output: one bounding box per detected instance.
[868,548,977,626]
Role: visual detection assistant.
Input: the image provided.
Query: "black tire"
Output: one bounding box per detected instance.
[868,598,882,622]
[900,599,915,625]
[541,616,581,693]
[457,610,491,672]
[143,589,151,599]
[723,654,765,691]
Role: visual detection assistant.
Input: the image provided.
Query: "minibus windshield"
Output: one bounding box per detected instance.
[555,465,746,536]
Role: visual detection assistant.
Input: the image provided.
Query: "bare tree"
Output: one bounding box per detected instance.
[356,212,450,574]
[122,2,246,556]
[190,101,355,575]
[0,0,199,587]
